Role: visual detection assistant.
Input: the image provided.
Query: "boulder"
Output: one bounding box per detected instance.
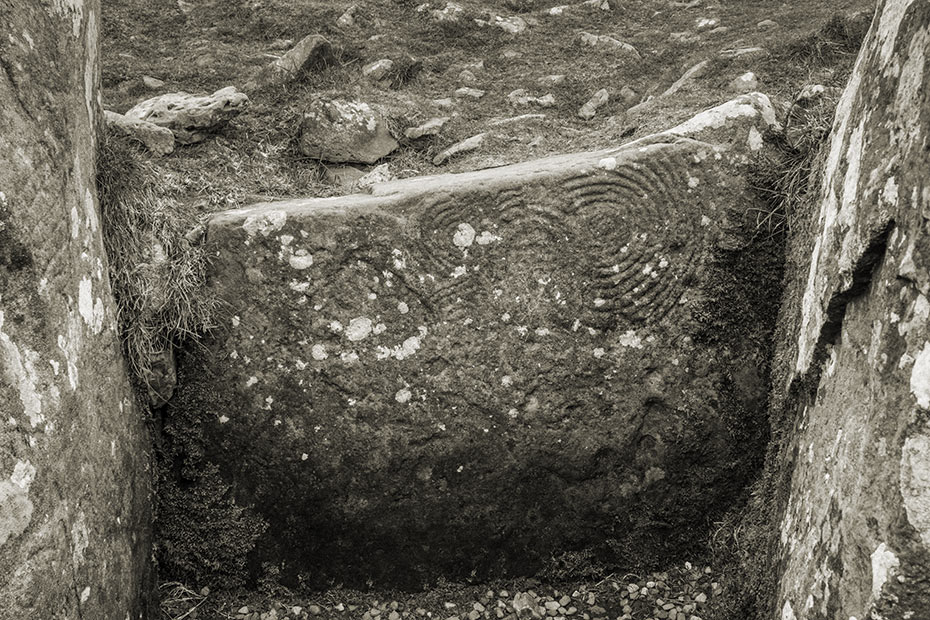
[298,99,399,164]
[165,94,781,588]
[762,2,930,618]
[0,0,152,616]
[104,110,175,156]
[125,86,249,144]
[258,34,336,86]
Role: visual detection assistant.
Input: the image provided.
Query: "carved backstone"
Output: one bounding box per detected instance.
[766,2,930,618]
[0,0,152,617]
[168,95,781,587]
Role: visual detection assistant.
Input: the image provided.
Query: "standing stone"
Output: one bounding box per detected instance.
[0,1,152,617]
[759,1,930,618]
[165,95,781,588]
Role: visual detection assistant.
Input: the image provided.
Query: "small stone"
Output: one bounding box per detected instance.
[390,611,402,620]
[444,603,457,610]
[578,32,640,58]
[459,69,477,83]
[454,87,485,99]
[467,612,481,620]
[431,2,464,22]
[433,132,485,165]
[537,74,566,86]
[695,17,718,30]
[238,607,250,615]
[662,59,709,97]
[474,603,486,612]
[493,15,527,34]
[757,19,778,30]
[258,34,336,86]
[578,88,609,120]
[337,4,358,27]
[308,605,322,615]
[405,117,450,140]
[363,59,394,82]
[728,71,759,93]
[694,593,707,603]
[142,75,165,89]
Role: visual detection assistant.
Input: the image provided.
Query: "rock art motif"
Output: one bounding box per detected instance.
[767,1,930,618]
[167,94,781,588]
[0,1,152,617]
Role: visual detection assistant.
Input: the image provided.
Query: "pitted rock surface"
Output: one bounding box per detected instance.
[125,85,249,144]
[168,96,780,587]
[770,2,930,618]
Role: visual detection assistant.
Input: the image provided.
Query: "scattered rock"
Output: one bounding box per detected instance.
[141,75,165,89]
[337,4,358,27]
[356,163,395,190]
[578,32,641,58]
[258,34,336,86]
[578,88,609,120]
[363,59,394,82]
[507,89,555,107]
[728,71,759,93]
[582,0,611,9]
[432,132,485,165]
[268,38,294,50]
[488,113,546,126]
[104,110,175,156]
[124,86,249,144]
[458,69,477,83]
[323,165,366,187]
[433,98,454,109]
[299,99,399,164]
[431,2,464,22]
[757,19,779,30]
[669,31,700,44]
[491,15,527,34]
[718,46,766,59]
[695,17,719,30]
[405,116,450,139]
[537,74,566,86]
[662,59,709,97]
[619,86,639,107]
[454,87,485,99]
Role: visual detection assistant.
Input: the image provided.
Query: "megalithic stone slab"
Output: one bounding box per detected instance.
[167,94,781,588]
[767,2,930,618]
[0,0,153,617]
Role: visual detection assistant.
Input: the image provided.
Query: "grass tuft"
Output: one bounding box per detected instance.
[748,87,838,237]
[96,126,218,404]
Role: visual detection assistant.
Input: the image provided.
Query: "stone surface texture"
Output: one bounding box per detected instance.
[167,95,782,588]
[299,99,399,164]
[125,85,248,144]
[104,109,175,155]
[769,2,930,618]
[0,0,153,617]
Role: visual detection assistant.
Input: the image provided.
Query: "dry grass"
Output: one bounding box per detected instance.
[159,582,211,620]
[96,127,218,401]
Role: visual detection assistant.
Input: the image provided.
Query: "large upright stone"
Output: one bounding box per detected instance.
[765,2,930,618]
[0,1,152,617]
[167,94,782,587]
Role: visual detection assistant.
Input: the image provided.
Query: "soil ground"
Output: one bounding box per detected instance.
[99,0,873,617]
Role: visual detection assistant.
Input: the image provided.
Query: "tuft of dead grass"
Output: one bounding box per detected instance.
[748,87,838,237]
[96,126,218,404]
[159,582,210,620]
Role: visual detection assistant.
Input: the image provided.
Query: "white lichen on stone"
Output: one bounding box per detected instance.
[476,231,500,245]
[397,301,409,314]
[453,223,476,248]
[901,431,930,546]
[597,157,618,171]
[870,543,899,600]
[618,330,644,349]
[395,388,412,403]
[242,209,287,237]
[910,342,930,408]
[451,265,467,278]
[312,344,328,360]
[288,250,314,270]
[346,317,374,341]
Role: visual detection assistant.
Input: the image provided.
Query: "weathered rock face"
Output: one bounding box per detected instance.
[0,1,152,618]
[104,109,176,156]
[167,95,783,588]
[125,86,249,144]
[298,99,399,164]
[768,2,930,618]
